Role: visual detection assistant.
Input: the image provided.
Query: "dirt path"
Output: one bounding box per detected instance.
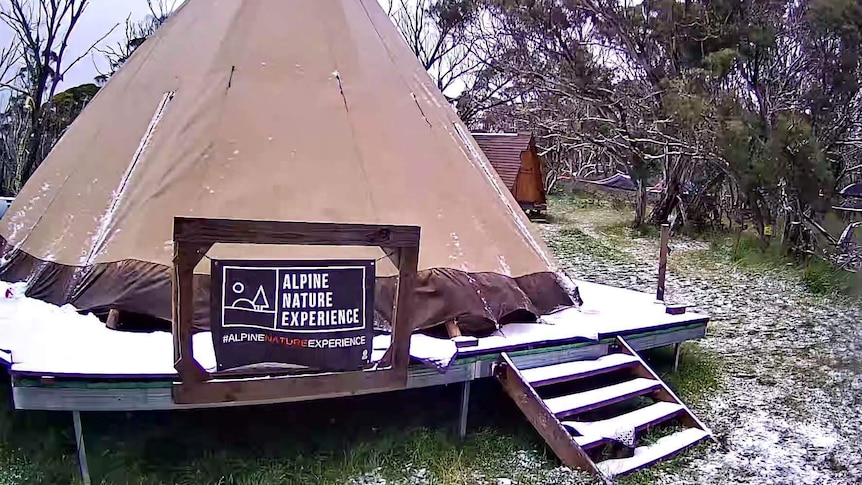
[541,208,862,484]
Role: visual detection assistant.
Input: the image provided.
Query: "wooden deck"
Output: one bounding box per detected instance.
[9,321,706,411]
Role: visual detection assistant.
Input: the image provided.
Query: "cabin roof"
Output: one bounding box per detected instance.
[472,132,533,190]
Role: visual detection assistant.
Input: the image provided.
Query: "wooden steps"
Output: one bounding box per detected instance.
[596,427,710,477]
[563,401,685,450]
[546,378,661,418]
[495,337,713,481]
[521,353,640,387]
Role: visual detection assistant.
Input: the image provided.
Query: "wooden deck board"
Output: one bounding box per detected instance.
[545,378,661,418]
[8,323,706,412]
[563,401,684,449]
[596,427,710,477]
[521,353,639,387]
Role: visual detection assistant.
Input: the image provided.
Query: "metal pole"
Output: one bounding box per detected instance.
[657,224,670,301]
[673,343,682,372]
[458,381,471,439]
[72,411,91,485]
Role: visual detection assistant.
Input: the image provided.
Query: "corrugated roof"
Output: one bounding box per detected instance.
[472,132,533,190]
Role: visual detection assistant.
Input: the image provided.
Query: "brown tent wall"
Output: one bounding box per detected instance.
[0,0,575,335]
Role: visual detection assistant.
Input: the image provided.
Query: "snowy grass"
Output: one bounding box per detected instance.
[546,228,633,264]
[644,343,722,405]
[545,195,862,483]
[674,230,859,296]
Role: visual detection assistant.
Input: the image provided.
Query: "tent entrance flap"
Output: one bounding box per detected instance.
[170,217,420,405]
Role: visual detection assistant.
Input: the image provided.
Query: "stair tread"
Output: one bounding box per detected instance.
[521,353,640,387]
[597,427,710,478]
[563,401,685,449]
[545,378,661,418]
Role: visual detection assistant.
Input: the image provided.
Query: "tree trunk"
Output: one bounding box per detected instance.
[634,182,647,228]
[748,193,769,251]
[649,179,680,225]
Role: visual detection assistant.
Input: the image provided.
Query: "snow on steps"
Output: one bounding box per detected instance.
[596,427,711,478]
[545,377,661,418]
[520,353,640,387]
[497,338,713,480]
[562,401,685,450]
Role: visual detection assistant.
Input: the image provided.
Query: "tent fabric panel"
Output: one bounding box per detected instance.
[0,237,573,335]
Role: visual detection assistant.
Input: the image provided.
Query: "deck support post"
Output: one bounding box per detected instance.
[657,224,670,301]
[458,381,471,439]
[673,343,681,372]
[72,410,91,485]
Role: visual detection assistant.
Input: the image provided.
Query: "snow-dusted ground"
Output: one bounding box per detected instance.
[547,225,862,484]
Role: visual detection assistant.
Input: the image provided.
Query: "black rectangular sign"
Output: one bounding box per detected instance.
[210,259,375,372]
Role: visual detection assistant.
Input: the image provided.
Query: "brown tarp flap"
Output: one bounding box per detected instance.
[0,237,571,334]
[0,0,577,333]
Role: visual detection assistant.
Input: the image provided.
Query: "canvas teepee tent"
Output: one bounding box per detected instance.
[0,0,576,333]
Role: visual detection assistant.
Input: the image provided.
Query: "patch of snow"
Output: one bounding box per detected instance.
[448,232,468,271]
[0,280,216,376]
[497,255,511,275]
[346,468,386,485]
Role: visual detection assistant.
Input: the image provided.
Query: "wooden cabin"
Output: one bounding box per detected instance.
[472,132,547,215]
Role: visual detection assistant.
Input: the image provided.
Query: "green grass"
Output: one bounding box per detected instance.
[677,231,857,296]
[0,378,599,485]
[637,425,685,447]
[546,228,633,264]
[601,220,660,241]
[545,195,639,263]
[546,194,629,229]
[646,343,722,405]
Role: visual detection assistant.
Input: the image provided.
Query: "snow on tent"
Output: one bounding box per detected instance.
[583,173,638,192]
[0,0,712,479]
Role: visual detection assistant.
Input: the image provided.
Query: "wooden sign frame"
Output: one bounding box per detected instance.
[170,217,420,405]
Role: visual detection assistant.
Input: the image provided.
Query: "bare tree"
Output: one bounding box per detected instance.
[385,0,479,95]
[0,0,113,192]
[95,0,176,83]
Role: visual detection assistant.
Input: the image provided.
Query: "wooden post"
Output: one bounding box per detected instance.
[106,309,120,330]
[172,240,211,384]
[72,411,91,485]
[657,224,670,301]
[458,381,470,439]
[445,320,461,338]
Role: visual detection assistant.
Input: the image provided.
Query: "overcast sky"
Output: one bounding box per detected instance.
[0,0,176,90]
[0,0,400,92]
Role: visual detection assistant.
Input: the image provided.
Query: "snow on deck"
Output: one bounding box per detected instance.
[0,284,216,377]
[0,278,707,379]
[456,280,707,356]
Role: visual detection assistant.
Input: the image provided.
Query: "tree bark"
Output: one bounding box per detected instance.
[634,182,647,228]
[649,177,681,225]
